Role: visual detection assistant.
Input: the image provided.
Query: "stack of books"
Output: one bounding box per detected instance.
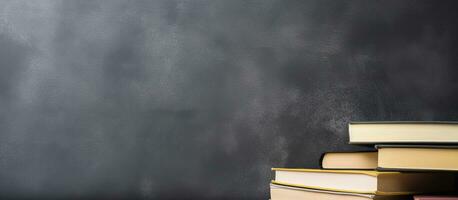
[270,122,458,200]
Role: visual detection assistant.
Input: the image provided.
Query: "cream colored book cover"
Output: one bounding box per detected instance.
[272,168,455,195]
[349,121,458,144]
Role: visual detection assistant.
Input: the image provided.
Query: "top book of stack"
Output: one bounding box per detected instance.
[349,121,458,144]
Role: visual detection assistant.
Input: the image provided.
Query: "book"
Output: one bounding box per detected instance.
[377,145,458,171]
[271,168,455,195]
[414,196,458,200]
[349,121,458,144]
[270,183,407,200]
[321,151,378,170]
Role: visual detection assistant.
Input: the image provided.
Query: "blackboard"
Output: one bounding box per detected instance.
[0,0,457,199]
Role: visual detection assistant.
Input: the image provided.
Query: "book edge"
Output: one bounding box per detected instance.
[270,183,375,198]
[349,121,458,124]
[271,168,394,177]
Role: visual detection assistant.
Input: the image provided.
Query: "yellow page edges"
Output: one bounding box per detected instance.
[271,168,401,177]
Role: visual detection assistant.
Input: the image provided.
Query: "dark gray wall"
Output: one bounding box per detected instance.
[1,0,458,199]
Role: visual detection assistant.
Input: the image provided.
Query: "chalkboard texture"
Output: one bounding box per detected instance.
[0,0,458,199]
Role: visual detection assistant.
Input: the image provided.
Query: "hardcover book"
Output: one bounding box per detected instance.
[270,183,407,200]
[271,168,455,195]
[349,121,458,144]
[377,145,458,171]
[321,151,377,170]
